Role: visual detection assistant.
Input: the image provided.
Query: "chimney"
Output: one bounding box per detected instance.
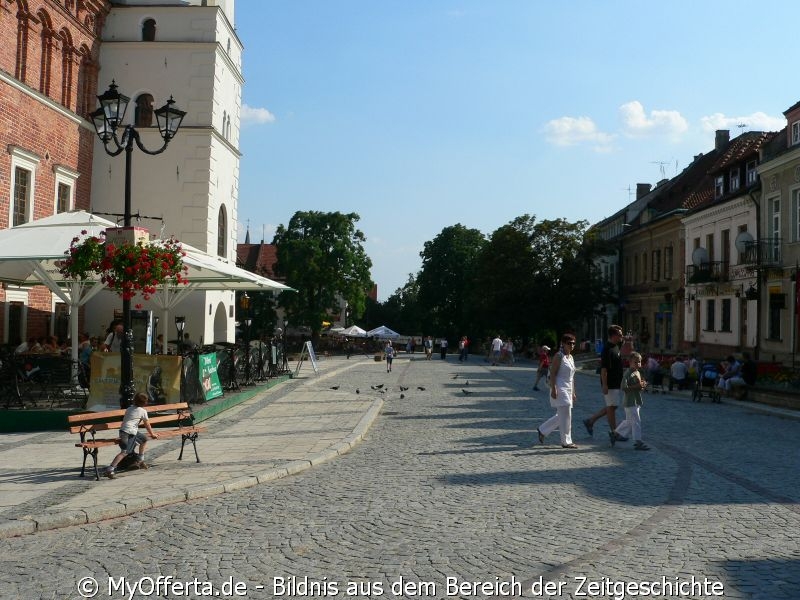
[715,130,730,151]
[636,183,651,200]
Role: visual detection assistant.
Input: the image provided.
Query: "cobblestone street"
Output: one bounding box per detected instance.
[1,355,798,599]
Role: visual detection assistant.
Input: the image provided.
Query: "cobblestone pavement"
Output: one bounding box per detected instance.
[1,354,798,599]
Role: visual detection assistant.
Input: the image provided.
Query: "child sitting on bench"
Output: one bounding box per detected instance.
[105,392,159,479]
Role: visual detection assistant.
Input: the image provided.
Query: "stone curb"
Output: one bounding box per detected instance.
[0,392,384,540]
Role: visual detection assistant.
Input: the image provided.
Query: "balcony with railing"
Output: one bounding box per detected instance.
[743,238,782,267]
[686,261,729,284]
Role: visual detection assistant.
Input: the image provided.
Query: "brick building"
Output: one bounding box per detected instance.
[0,0,108,344]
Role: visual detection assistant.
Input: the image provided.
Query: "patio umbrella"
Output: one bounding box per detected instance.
[367,325,400,339]
[0,211,293,364]
[340,325,367,337]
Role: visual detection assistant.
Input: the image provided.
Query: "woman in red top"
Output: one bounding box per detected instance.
[532,345,551,391]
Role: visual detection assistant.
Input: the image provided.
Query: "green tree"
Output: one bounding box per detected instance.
[472,221,538,343]
[525,217,605,336]
[377,274,423,335]
[273,211,373,346]
[416,224,486,342]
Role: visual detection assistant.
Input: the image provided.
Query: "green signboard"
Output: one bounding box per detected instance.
[199,352,223,401]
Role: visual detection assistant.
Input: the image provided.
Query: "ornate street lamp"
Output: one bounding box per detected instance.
[91,81,185,408]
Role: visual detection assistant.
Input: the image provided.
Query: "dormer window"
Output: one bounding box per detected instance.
[714,175,724,198]
[730,167,740,192]
[746,160,757,186]
[792,121,800,146]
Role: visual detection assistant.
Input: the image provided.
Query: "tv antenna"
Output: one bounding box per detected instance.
[651,161,670,179]
[737,122,748,134]
[621,185,634,200]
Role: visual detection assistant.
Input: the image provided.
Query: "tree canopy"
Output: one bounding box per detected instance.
[273,211,373,344]
[416,224,486,342]
[382,216,609,347]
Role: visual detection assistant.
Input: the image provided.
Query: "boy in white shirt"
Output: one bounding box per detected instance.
[105,392,159,478]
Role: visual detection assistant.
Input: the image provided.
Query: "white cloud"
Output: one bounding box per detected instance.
[543,116,614,151]
[619,100,688,138]
[241,103,276,126]
[700,111,785,133]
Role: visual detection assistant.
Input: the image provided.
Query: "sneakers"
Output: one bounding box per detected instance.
[608,430,616,448]
[583,418,593,436]
[615,433,629,442]
[536,428,545,445]
[634,441,651,451]
[533,386,540,391]
[135,460,149,470]
[104,468,116,479]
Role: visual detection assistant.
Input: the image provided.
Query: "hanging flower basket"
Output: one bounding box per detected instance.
[59,229,188,300]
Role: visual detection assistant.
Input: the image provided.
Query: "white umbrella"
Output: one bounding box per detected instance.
[0,211,116,365]
[341,325,367,338]
[367,325,400,339]
[0,210,294,363]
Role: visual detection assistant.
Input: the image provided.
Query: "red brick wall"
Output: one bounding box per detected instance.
[0,0,109,343]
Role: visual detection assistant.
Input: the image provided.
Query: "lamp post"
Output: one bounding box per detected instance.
[91,80,186,408]
[240,292,251,384]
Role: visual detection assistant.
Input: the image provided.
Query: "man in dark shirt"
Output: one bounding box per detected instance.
[740,351,757,387]
[583,324,627,441]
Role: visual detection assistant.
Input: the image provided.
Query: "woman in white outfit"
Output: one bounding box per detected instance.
[536,333,578,449]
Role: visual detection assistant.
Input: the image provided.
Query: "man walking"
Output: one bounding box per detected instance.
[490,334,503,366]
[583,324,627,441]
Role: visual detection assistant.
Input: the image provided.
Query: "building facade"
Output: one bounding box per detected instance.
[87,0,242,345]
[1,0,108,344]
[756,102,800,364]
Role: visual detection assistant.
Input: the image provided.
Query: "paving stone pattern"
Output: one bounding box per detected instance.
[0,355,798,599]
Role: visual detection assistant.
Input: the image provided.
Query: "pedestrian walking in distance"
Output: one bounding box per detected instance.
[385,341,395,373]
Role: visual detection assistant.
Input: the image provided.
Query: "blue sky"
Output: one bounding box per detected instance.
[235,1,797,301]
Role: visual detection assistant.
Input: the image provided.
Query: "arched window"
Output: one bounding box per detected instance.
[16,8,30,83]
[135,93,154,127]
[217,206,227,257]
[59,29,74,108]
[142,18,156,42]
[38,11,54,95]
[76,45,94,117]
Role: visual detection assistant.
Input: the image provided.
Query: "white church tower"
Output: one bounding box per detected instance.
[90,0,242,345]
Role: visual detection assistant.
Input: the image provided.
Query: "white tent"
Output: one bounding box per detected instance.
[340,325,367,338]
[0,210,292,363]
[367,325,400,339]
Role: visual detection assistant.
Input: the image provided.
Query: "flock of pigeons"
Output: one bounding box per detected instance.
[328,373,474,399]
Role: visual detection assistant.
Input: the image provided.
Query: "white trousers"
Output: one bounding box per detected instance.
[616,405,642,442]
[540,404,573,445]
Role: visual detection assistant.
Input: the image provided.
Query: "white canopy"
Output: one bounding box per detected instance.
[367,325,400,339]
[340,325,367,338]
[0,210,293,363]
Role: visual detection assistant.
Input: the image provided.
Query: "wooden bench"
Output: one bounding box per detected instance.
[68,402,206,480]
